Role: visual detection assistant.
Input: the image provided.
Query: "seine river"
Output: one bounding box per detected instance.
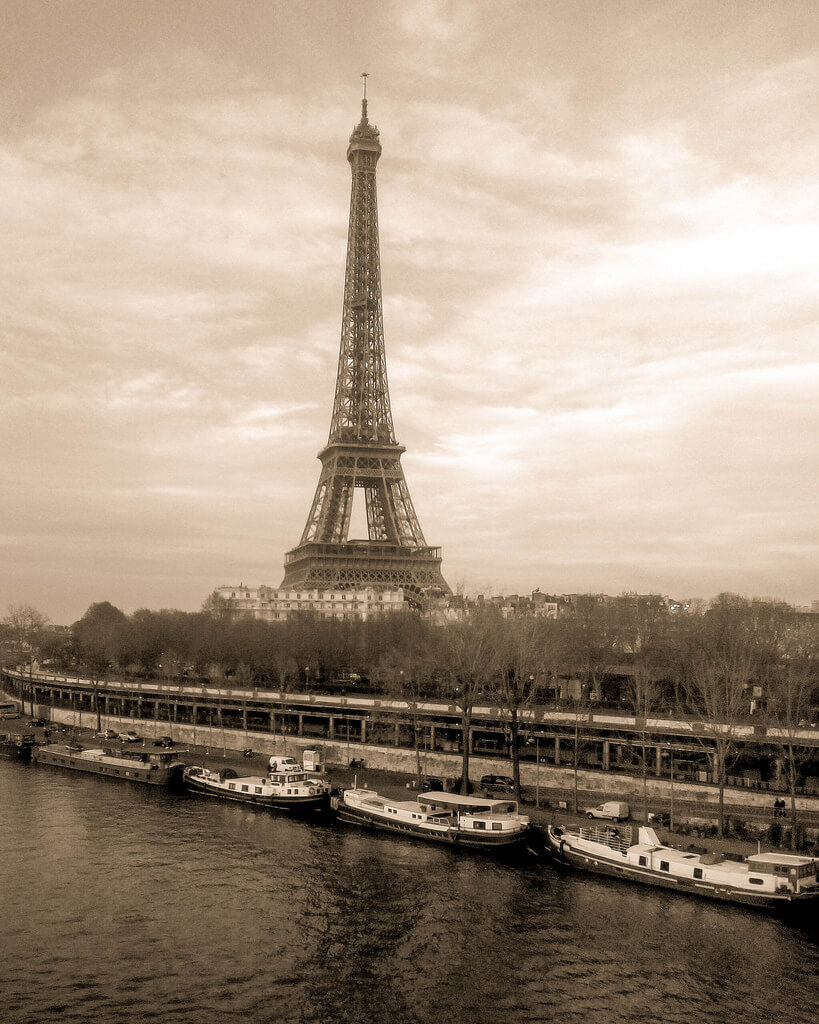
[1,759,817,1024]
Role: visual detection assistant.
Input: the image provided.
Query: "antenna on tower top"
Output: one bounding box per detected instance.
[360,72,369,122]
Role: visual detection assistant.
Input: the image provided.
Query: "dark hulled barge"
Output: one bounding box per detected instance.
[32,743,185,786]
[331,787,532,852]
[182,756,331,811]
[0,732,36,761]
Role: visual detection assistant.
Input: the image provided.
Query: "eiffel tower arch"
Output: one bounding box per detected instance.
[281,85,450,596]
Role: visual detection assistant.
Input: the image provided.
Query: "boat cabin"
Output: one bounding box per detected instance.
[745,852,819,895]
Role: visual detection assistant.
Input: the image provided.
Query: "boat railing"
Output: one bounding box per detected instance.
[578,824,633,855]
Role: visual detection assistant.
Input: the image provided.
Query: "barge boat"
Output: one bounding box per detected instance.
[33,743,185,786]
[546,822,819,910]
[183,756,331,811]
[0,732,35,761]
[331,787,532,852]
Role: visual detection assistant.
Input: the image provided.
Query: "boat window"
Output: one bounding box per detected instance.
[749,878,764,885]
[693,868,703,880]
[492,822,503,831]
[241,785,249,792]
[639,856,647,867]
[473,821,486,830]
[229,783,235,790]
[660,861,669,872]
[255,787,262,794]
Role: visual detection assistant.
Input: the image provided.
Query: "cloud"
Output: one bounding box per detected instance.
[1,1,818,620]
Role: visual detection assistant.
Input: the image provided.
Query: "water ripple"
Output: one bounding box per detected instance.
[1,760,817,1024]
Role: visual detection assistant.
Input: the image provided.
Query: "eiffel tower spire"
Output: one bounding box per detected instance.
[281,82,449,595]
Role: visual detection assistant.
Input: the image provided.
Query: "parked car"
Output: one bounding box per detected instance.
[153,736,174,747]
[95,729,119,740]
[480,774,515,795]
[421,776,445,792]
[585,801,630,822]
[28,718,46,727]
[118,731,141,743]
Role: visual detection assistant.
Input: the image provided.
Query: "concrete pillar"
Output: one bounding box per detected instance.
[655,746,662,776]
[153,700,160,720]
[603,739,610,771]
[297,713,303,736]
[555,737,561,765]
[394,722,400,746]
[430,725,436,751]
[192,703,199,727]
[329,716,336,739]
[242,707,248,731]
[360,719,366,744]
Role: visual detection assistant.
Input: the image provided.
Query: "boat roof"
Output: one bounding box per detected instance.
[747,852,817,866]
[417,792,514,810]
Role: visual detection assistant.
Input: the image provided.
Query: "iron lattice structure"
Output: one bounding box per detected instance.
[281,93,449,595]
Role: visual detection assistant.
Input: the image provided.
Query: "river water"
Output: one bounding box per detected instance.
[1,760,817,1024]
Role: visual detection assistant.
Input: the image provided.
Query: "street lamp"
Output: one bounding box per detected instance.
[526,733,542,808]
[669,748,675,831]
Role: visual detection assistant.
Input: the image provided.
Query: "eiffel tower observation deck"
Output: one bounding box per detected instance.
[281,81,450,595]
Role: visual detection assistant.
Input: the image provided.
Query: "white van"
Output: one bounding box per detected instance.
[584,801,629,821]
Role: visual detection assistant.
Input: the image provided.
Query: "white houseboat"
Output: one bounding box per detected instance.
[331,787,532,852]
[183,755,331,811]
[546,822,819,910]
[33,743,185,786]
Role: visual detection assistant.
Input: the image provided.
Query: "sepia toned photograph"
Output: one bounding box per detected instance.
[1,2,818,1022]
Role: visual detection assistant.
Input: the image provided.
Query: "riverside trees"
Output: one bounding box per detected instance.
[55,593,818,830]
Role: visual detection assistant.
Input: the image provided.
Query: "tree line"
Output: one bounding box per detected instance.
[3,593,818,842]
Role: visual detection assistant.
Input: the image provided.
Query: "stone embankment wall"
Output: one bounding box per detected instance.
[36,704,819,815]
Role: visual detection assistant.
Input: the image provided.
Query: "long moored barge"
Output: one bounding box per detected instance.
[546,822,819,910]
[183,755,331,811]
[33,743,185,786]
[332,787,532,852]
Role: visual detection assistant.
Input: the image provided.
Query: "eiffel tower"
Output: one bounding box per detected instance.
[281,80,449,595]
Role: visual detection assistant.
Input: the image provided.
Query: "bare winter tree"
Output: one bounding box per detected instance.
[764,620,819,849]
[683,596,761,838]
[4,603,50,715]
[438,611,497,794]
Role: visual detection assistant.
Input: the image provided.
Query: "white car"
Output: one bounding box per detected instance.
[118,731,141,743]
[584,801,630,822]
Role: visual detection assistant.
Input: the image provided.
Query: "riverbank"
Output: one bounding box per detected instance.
[15,712,815,860]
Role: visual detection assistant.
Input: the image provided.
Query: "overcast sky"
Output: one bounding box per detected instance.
[2,0,818,624]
